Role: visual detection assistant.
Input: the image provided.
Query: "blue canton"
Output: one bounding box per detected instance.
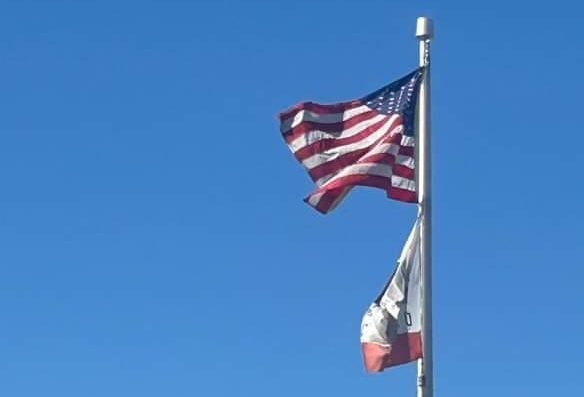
[360,68,424,137]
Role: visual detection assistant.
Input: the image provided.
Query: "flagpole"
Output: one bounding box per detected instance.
[416,16,434,397]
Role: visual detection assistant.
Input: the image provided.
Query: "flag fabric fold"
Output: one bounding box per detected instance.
[360,217,423,372]
[279,68,423,214]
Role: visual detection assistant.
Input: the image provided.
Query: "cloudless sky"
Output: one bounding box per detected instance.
[1,1,583,396]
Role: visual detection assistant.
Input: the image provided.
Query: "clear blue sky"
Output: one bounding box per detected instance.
[1,1,583,396]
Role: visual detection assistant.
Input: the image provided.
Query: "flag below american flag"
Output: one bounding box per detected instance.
[279,68,424,214]
[360,217,423,372]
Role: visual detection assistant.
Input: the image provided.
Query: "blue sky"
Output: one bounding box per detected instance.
[1,1,583,396]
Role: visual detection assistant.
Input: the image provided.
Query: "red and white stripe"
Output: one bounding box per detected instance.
[280,100,415,214]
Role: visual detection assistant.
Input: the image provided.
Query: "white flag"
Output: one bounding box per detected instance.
[360,217,423,372]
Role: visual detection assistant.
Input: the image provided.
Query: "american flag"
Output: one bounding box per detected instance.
[279,68,423,214]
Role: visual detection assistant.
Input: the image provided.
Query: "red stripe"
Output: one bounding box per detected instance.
[312,186,351,214]
[323,173,392,191]
[306,173,415,214]
[361,343,391,372]
[399,145,414,157]
[279,100,362,121]
[393,164,415,180]
[358,152,396,166]
[293,117,390,160]
[307,142,412,183]
[308,149,372,182]
[293,116,402,162]
[306,174,393,214]
[361,332,422,372]
[305,130,408,181]
[306,138,399,182]
[282,110,378,144]
[389,186,417,203]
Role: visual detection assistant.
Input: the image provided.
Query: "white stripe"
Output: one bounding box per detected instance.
[307,191,325,207]
[315,155,414,187]
[308,167,414,211]
[360,141,404,160]
[281,104,371,133]
[396,155,415,169]
[301,118,402,170]
[322,163,396,187]
[401,135,415,147]
[289,113,388,153]
[313,141,407,186]
[361,145,414,169]
[327,186,352,212]
[306,186,352,212]
[391,175,416,191]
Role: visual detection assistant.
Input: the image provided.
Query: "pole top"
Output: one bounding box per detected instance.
[416,17,434,39]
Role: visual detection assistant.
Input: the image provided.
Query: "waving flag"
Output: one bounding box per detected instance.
[360,217,423,372]
[279,68,423,214]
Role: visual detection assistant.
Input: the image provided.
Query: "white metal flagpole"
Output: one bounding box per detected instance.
[415,16,434,397]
